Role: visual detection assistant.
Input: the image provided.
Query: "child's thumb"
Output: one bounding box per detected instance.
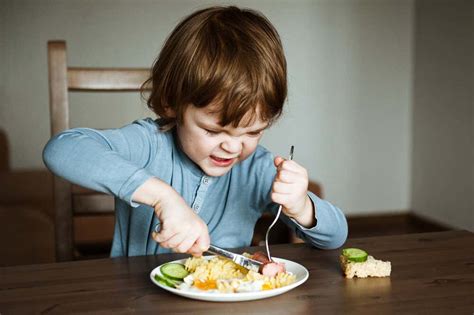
[274,156,284,167]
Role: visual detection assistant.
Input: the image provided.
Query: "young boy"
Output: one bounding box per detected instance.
[43,6,347,257]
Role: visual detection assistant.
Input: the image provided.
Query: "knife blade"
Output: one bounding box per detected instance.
[207,244,263,272]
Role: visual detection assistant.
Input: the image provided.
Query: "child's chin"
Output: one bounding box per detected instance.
[202,166,232,177]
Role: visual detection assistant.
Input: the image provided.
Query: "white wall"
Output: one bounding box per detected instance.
[1,0,414,216]
[411,0,473,231]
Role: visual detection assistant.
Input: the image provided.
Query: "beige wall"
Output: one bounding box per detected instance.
[2,0,414,217]
[411,0,473,231]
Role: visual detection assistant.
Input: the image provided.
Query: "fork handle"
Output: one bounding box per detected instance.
[265,204,283,261]
[264,145,294,261]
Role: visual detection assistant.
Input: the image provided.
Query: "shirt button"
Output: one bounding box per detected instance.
[203,177,209,184]
[195,205,200,211]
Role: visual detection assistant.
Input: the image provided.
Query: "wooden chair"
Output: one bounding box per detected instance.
[47,40,150,261]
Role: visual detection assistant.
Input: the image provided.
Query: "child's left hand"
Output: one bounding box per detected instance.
[272,156,316,228]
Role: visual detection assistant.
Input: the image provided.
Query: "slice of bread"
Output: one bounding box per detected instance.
[340,255,391,278]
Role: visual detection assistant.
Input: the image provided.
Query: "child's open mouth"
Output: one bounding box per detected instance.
[210,155,234,167]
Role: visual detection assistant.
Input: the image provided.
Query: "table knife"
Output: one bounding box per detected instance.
[207,244,263,272]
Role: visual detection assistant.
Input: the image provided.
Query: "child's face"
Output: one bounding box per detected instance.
[175,104,268,177]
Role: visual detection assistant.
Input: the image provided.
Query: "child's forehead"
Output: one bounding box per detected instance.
[194,104,268,129]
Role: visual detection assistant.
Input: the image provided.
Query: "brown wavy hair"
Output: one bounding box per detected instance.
[142,6,287,130]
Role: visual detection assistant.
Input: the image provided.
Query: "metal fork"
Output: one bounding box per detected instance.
[265,145,294,262]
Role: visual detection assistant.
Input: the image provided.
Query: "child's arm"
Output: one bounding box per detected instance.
[132,177,210,255]
[272,156,348,248]
[43,121,159,200]
[43,119,210,255]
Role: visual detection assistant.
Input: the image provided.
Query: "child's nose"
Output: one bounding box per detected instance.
[221,137,242,153]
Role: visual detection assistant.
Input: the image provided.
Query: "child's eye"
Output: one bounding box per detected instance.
[205,129,220,136]
[247,131,263,137]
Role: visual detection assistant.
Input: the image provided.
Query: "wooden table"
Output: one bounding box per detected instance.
[1,231,473,314]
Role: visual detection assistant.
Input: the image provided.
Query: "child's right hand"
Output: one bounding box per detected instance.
[152,191,210,256]
[132,177,210,256]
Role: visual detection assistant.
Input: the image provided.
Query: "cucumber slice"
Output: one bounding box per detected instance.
[160,263,189,280]
[342,248,368,262]
[154,274,180,288]
[161,273,182,285]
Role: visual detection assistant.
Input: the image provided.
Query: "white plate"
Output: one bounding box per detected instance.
[150,256,309,302]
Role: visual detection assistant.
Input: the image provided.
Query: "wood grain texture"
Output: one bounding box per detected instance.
[47,41,69,135]
[47,40,151,262]
[68,68,150,91]
[1,231,472,314]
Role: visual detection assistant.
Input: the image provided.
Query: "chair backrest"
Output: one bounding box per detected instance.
[47,40,150,261]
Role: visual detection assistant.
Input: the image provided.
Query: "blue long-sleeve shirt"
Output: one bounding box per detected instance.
[43,118,347,257]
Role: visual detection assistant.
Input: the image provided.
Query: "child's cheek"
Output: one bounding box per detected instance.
[241,142,259,161]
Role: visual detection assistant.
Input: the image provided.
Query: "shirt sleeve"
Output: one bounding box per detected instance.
[42,118,161,206]
[281,192,348,249]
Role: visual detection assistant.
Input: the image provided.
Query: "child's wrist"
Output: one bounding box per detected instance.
[292,195,316,228]
[132,177,174,209]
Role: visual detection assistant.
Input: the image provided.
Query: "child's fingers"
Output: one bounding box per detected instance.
[272,180,305,204]
[152,231,165,243]
[274,156,285,168]
[152,227,176,244]
[272,190,303,208]
[160,231,187,249]
[173,231,200,253]
[280,160,305,174]
[188,234,210,256]
[277,169,301,183]
[187,246,202,257]
[274,157,306,175]
[272,181,293,194]
[197,232,211,251]
[271,191,291,205]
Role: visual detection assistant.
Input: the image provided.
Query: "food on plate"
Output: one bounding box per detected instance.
[340,247,391,278]
[249,251,286,277]
[172,254,296,293]
[161,262,189,280]
[154,262,190,287]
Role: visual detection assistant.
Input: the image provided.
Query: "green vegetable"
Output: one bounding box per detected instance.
[342,248,368,262]
[160,263,189,280]
[154,274,180,288]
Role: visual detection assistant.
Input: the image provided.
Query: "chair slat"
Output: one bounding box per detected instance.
[68,68,150,91]
[48,41,69,135]
[53,177,73,261]
[48,40,151,261]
